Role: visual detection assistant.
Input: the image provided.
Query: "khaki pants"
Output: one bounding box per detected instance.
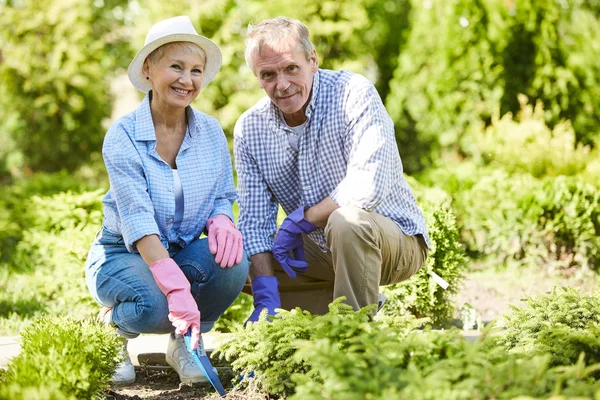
[243,207,428,314]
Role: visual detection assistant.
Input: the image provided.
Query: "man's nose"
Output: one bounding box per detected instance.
[275,75,290,92]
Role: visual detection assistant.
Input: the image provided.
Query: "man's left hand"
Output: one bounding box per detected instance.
[272,206,317,278]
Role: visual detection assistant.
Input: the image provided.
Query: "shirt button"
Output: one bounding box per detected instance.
[303,185,310,191]
[168,218,173,224]
[169,187,173,192]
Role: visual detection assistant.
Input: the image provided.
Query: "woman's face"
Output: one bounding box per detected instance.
[144,44,205,111]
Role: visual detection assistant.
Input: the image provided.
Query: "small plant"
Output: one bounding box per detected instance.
[2,315,123,400]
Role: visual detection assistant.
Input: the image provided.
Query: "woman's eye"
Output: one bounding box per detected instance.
[192,69,203,74]
[171,64,181,69]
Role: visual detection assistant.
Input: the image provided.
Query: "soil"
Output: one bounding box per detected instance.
[107,266,599,399]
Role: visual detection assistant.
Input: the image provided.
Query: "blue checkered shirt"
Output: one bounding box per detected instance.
[101,94,236,253]
[234,69,430,256]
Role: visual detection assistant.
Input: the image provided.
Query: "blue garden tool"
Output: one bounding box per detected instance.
[184,329,226,398]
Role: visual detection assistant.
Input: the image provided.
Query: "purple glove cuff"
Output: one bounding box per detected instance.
[288,207,317,234]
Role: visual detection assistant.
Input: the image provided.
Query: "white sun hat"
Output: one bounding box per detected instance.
[128,16,223,93]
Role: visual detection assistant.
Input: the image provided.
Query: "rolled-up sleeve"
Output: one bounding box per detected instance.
[330,83,398,210]
[103,125,159,252]
[234,122,279,256]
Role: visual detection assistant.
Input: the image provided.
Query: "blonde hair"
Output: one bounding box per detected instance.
[244,17,315,72]
[147,41,206,66]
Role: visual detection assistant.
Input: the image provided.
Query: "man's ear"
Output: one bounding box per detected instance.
[310,49,318,72]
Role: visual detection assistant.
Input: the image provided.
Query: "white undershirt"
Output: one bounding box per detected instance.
[287,122,305,151]
[172,169,184,230]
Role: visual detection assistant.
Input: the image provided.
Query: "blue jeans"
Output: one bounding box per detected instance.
[85,228,249,338]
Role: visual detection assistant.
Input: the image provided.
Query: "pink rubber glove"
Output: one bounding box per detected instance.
[206,214,244,268]
[149,258,201,349]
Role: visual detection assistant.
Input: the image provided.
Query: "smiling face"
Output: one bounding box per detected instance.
[143,42,205,112]
[252,37,318,126]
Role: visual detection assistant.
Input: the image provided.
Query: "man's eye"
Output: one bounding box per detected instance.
[261,72,273,79]
[288,65,297,72]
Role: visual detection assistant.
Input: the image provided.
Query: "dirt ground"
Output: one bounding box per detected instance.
[107,266,599,400]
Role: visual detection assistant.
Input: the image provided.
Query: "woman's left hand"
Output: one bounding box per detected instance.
[206,214,244,268]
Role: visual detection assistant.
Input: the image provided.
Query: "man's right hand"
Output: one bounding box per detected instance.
[149,258,201,349]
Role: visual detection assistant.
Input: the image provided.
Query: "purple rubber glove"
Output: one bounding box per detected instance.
[272,206,317,278]
[246,276,281,324]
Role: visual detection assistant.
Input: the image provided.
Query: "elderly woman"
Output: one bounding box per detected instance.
[85,16,249,385]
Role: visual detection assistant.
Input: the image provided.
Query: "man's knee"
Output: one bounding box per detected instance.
[325,206,372,239]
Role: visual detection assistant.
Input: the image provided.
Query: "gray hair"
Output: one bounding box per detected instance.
[244,17,315,72]
[147,41,206,66]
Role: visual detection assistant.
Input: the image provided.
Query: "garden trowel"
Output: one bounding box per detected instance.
[184,328,226,398]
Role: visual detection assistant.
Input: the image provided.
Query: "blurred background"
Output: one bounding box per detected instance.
[0,0,599,334]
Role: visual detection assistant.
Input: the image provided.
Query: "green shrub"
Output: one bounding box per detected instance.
[2,315,122,400]
[218,298,600,399]
[386,0,600,173]
[216,298,424,398]
[0,0,130,174]
[428,164,600,273]
[0,382,75,400]
[466,96,595,178]
[498,286,600,368]
[0,172,97,269]
[0,188,104,334]
[381,180,468,325]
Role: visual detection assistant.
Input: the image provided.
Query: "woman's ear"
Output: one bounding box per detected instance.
[142,58,151,79]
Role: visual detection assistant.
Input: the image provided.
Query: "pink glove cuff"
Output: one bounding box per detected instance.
[149,258,190,296]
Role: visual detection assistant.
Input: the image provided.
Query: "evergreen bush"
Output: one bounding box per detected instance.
[218,297,600,399]
[381,180,468,325]
[498,286,600,368]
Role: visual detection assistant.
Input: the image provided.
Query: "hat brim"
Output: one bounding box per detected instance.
[127,33,222,93]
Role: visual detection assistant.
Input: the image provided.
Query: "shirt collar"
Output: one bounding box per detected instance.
[133,92,197,141]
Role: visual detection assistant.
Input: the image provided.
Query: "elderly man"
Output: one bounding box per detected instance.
[234,16,429,322]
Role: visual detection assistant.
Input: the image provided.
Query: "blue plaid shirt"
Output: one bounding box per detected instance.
[234,69,430,256]
[101,94,236,253]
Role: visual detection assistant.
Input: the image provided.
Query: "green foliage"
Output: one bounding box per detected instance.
[466,96,596,178]
[0,0,130,175]
[0,315,122,400]
[215,298,424,397]
[498,286,600,368]
[381,180,468,325]
[219,298,600,399]
[423,164,600,273]
[387,0,600,173]
[0,181,104,334]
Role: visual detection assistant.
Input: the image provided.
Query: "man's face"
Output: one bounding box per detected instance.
[252,38,318,125]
